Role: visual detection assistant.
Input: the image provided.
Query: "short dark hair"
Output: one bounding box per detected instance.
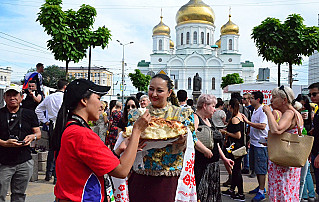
[177,90,187,102]
[308,82,319,90]
[252,91,264,104]
[29,80,36,84]
[36,63,44,69]
[231,92,242,102]
[136,92,144,101]
[187,99,193,106]
[57,79,68,90]
[216,100,224,108]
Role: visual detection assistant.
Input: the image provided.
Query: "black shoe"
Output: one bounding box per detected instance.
[231,193,245,201]
[241,168,249,174]
[53,178,57,185]
[45,175,52,181]
[222,189,234,197]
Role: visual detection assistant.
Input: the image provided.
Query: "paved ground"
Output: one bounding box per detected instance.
[5,162,268,202]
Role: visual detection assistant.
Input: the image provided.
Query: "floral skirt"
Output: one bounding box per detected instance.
[268,160,301,201]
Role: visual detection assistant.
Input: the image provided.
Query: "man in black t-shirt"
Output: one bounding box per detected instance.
[0,86,41,202]
[22,80,42,111]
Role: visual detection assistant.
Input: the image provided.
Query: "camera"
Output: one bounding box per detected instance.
[9,135,19,140]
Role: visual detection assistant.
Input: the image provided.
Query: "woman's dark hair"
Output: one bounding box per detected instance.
[109,100,117,112]
[228,98,240,125]
[296,94,312,128]
[216,100,224,108]
[52,90,93,157]
[122,96,140,126]
[151,74,179,106]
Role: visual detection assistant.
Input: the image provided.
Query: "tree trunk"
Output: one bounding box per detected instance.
[288,63,293,88]
[88,46,91,81]
[278,63,281,87]
[65,60,69,80]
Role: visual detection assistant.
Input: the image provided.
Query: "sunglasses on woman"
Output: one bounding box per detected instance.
[127,104,136,109]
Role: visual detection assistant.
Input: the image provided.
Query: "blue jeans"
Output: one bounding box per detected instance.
[311,154,319,195]
[302,161,316,199]
[243,147,249,170]
[249,145,268,175]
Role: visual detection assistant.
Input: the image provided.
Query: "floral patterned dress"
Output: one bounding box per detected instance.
[105,110,122,148]
[268,125,302,201]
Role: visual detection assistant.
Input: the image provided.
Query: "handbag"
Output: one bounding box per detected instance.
[196,123,223,150]
[232,146,247,159]
[267,111,314,167]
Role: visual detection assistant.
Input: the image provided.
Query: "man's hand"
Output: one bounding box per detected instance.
[309,128,314,135]
[3,139,24,147]
[23,134,36,146]
[132,110,151,134]
[241,114,249,123]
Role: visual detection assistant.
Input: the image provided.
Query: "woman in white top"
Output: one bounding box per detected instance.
[212,101,227,129]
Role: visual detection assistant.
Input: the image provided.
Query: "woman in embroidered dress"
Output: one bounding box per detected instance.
[128,74,208,202]
[194,94,234,202]
[263,85,304,201]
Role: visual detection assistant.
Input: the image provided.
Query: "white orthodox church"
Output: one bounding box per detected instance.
[138,0,255,98]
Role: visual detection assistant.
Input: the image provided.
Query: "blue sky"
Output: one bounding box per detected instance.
[0,0,317,94]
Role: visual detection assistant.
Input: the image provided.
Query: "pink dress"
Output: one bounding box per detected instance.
[268,125,302,201]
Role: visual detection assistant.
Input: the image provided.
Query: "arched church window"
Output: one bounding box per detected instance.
[188,77,192,89]
[193,31,197,44]
[147,71,155,77]
[229,39,233,50]
[181,33,183,45]
[175,79,178,89]
[159,39,163,50]
[201,32,204,44]
[212,77,215,90]
[186,32,190,44]
[207,33,210,45]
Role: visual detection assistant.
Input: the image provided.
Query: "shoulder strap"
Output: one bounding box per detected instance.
[291,109,302,135]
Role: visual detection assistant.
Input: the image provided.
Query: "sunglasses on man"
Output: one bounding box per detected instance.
[308,92,319,97]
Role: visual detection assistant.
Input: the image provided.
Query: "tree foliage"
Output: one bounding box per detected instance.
[37,0,111,75]
[221,73,244,89]
[252,14,319,87]
[42,65,74,88]
[128,69,152,92]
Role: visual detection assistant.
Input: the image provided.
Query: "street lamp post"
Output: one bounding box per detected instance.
[116,40,134,105]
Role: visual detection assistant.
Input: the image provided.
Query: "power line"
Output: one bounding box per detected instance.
[0,31,48,51]
[0,36,49,53]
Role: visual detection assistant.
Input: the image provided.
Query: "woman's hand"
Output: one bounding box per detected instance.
[223,158,234,170]
[203,147,213,158]
[132,110,151,134]
[219,129,227,136]
[263,105,272,114]
[173,134,187,145]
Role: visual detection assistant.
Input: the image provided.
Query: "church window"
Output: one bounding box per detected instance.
[188,77,192,89]
[186,32,190,44]
[229,39,233,50]
[181,33,183,45]
[193,31,197,44]
[175,79,178,89]
[207,33,210,45]
[159,39,163,50]
[147,71,155,77]
[201,32,204,44]
[212,77,216,90]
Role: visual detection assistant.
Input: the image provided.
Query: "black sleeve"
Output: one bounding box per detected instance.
[227,122,240,134]
[27,110,40,127]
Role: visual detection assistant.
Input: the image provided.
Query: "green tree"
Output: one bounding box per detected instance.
[42,65,75,88]
[221,73,244,89]
[37,0,111,76]
[252,14,319,87]
[128,69,151,92]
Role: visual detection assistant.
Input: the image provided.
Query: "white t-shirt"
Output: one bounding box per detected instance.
[250,105,269,147]
[212,109,226,128]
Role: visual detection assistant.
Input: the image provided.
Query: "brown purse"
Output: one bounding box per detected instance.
[267,111,314,167]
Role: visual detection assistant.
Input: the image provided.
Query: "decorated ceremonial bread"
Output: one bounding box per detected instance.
[123,117,187,140]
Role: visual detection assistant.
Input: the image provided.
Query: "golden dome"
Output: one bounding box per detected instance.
[215,39,221,48]
[170,40,174,49]
[176,0,215,26]
[153,16,170,36]
[221,15,239,36]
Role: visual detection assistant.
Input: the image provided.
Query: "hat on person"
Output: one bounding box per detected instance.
[4,85,22,94]
[64,79,111,109]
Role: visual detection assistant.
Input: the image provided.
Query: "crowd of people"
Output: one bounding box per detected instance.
[0,63,319,202]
